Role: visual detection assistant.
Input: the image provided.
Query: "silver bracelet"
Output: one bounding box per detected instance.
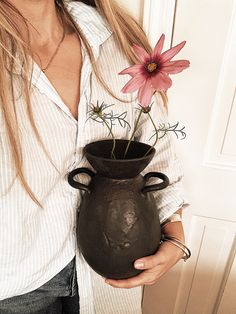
[161,235,191,262]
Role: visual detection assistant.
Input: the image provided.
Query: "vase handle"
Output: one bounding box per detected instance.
[142,172,169,194]
[68,167,95,193]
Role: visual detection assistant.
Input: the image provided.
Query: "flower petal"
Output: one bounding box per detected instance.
[121,74,146,93]
[119,64,144,77]
[152,34,165,59]
[150,72,172,91]
[161,60,190,74]
[132,44,150,63]
[138,79,155,108]
[160,41,186,63]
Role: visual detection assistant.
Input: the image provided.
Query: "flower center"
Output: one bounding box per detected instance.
[147,62,158,73]
[93,105,102,114]
[141,106,151,113]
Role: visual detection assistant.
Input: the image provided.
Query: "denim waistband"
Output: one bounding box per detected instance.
[35,257,78,297]
[0,257,78,311]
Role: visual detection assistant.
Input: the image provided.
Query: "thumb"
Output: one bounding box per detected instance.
[134,251,163,270]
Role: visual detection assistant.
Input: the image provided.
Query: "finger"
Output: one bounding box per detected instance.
[134,250,165,270]
[105,270,156,289]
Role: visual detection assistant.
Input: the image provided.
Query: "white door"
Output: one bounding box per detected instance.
[119,0,236,313]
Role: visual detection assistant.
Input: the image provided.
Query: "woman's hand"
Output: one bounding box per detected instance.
[105,240,183,289]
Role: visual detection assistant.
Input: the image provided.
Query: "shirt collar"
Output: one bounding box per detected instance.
[65,1,113,57]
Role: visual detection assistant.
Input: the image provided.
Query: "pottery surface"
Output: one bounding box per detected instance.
[68,139,169,279]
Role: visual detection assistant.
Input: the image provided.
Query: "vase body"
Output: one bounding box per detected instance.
[68,139,169,279]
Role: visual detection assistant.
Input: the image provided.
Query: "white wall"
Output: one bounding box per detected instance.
[116,0,144,23]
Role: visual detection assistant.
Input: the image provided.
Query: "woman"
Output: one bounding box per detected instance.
[0,0,189,313]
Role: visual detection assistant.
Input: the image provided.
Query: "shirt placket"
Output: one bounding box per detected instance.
[31,61,76,120]
[72,44,98,168]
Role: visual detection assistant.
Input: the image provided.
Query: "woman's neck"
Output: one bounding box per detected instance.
[8,0,64,47]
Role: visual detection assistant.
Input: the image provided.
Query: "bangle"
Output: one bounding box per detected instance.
[161,213,182,228]
[161,235,191,262]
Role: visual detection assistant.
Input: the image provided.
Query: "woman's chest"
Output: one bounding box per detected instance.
[37,33,82,119]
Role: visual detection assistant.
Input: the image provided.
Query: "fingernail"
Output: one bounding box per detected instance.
[134,262,144,269]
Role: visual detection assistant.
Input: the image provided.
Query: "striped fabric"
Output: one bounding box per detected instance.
[0,1,189,313]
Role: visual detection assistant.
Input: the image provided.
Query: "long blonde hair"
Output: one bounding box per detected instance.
[0,0,167,206]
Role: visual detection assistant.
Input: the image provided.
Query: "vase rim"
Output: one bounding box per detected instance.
[84,139,156,163]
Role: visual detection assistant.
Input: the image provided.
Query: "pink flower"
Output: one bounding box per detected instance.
[119,34,190,107]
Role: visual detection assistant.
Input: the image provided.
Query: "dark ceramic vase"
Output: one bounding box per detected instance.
[68,139,169,279]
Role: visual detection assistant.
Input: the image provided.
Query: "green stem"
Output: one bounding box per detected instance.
[98,113,116,159]
[144,112,159,157]
[123,109,143,159]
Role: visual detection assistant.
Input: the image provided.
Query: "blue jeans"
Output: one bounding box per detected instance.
[0,258,79,314]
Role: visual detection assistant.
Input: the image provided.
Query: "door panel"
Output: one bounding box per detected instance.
[175,217,236,314]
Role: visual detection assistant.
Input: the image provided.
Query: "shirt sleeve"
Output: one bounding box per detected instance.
[133,92,190,224]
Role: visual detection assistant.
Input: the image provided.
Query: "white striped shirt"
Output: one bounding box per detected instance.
[0,1,189,312]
